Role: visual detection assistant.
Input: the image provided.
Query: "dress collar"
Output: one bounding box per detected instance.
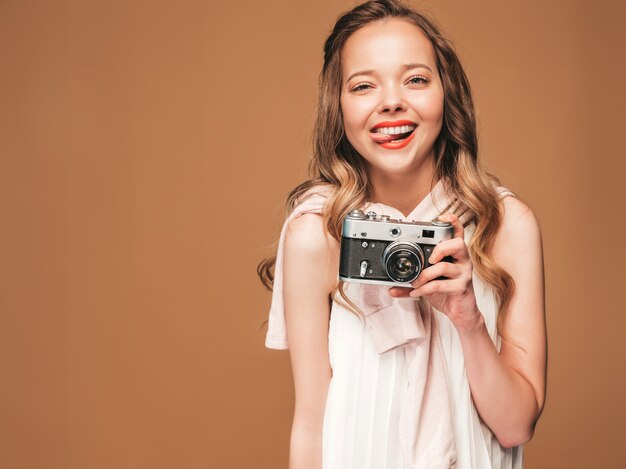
[364,178,450,221]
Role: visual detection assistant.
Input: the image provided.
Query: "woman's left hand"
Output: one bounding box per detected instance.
[388,213,483,333]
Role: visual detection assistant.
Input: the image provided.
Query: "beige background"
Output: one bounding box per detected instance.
[1,0,625,468]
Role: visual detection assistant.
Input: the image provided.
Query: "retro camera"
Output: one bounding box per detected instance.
[339,209,455,287]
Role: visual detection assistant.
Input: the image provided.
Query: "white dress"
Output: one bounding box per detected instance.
[266,180,524,469]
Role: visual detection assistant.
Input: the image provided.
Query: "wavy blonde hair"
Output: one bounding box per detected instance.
[258,0,516,342]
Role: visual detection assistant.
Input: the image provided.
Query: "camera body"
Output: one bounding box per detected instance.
[339,209,455,287]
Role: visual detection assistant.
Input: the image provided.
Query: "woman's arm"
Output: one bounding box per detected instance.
[457,196,547,447]
[389,196,547,448]
[283,213,337,469]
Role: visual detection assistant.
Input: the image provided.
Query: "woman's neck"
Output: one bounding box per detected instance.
[367,156,439,218]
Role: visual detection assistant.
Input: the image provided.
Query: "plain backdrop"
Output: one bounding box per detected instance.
[1,0,625,468]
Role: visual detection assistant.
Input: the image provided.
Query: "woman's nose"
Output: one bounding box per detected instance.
[378,87,407,113]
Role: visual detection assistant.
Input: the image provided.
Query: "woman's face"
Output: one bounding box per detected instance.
[340,17,444,178]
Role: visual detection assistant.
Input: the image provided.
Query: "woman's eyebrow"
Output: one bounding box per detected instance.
[345,63,433,83]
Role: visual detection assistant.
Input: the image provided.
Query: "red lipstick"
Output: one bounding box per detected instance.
[369,120,417,150]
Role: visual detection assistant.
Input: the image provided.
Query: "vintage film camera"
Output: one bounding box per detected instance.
[339,209,455,287]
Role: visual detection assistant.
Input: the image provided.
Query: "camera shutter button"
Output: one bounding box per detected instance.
[431,220,451,227]
[348,209,366,219]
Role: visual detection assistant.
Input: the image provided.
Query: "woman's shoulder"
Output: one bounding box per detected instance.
[488,179,538,232]
[286,207,325,232]
[285,183,337,251]
[284,183,334,231]
[290,183,333,210]
[493,183,539,232]
[283,191,339,295]
[493,190,543,263]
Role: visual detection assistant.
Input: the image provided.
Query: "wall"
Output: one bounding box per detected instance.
[1,0,624,467]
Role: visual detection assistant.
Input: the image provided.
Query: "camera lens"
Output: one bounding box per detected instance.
[394,257,413,273]
[383,240,424,283]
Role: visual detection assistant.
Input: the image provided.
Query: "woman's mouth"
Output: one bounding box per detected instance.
[369,121,417,149]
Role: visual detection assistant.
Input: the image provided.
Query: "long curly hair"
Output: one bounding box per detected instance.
[258,0,516,342]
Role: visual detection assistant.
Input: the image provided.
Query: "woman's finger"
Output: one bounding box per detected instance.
[429,236,469,263]
[456,207,472,227]
[388,286,413,298]
[411,261,462,289]
[436,213,464,239]
[409,278,467,298]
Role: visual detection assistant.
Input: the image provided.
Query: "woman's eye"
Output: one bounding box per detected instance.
[407,75,429,85]
[351,83,372,92]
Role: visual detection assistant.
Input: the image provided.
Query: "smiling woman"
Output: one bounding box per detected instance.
[258,1,546,468]
[341,19,443,165]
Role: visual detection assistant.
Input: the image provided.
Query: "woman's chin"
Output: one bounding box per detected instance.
[364,152,428,178]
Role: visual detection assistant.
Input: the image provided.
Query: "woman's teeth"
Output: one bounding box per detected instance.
[369,124,417,144]
[372,124,416,135]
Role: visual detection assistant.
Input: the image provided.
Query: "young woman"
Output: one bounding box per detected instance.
[258,1,547,468]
